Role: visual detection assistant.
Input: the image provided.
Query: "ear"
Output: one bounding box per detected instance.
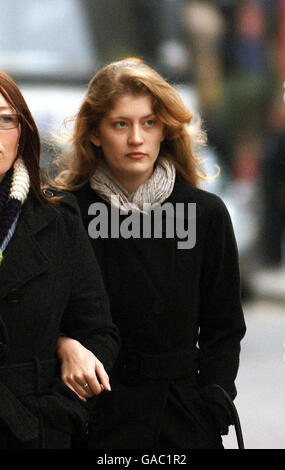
[90,134,101,147]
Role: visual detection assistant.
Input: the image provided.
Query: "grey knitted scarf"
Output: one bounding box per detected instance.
[90,157,176,213]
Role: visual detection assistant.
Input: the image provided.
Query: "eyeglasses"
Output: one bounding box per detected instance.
[0,114,19,130]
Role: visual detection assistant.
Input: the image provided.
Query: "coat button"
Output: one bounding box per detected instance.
[152,299,165,315]
[42,188,54,197]
[6,288,21,304]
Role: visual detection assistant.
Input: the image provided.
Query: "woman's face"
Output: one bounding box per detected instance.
[0,93,20,183]
[91,93,164,193]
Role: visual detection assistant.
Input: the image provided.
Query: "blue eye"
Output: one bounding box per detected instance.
[0,114,18,129]
[145,119,155,127]
[0,115,13,123]
[115,121,127,129]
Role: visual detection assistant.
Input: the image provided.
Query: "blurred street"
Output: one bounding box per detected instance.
[223,268,285,449]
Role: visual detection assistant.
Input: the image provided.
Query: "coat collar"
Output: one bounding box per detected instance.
[20,192,59,235]
[0,195,57,300]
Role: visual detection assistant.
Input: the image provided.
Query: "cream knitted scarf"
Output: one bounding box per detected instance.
[89,157,176,213]
[0,157,30,264]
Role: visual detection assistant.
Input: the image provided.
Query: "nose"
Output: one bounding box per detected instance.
[128,124,144,145]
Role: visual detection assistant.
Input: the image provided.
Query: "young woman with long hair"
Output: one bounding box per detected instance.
[54,59,246,449]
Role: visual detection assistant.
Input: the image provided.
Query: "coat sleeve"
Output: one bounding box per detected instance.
[59,194,121,375]
[198,194,246,432]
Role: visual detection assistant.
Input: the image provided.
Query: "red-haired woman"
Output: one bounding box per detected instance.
[54,59,246,449]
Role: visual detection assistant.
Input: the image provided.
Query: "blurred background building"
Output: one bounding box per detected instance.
[1,0,284,449]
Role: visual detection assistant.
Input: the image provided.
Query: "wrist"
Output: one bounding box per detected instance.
[57,336,79,359]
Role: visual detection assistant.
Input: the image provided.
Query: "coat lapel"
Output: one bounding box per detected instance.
[0,196,57,300]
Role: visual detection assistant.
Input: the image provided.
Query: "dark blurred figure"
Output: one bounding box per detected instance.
[260,100,285,267]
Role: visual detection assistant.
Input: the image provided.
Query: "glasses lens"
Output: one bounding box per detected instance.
[0,114,19,129]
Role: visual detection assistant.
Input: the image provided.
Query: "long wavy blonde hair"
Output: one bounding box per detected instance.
[52,59,210,190]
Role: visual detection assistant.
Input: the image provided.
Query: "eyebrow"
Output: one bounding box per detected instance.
[108,113,156,120]
[0,106,13,112]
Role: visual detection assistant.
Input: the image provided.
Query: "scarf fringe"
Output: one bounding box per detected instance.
[10,158,30,202]
[0,158,30,261]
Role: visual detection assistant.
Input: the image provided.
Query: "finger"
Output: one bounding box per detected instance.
[79,382,94,398]
[63,380,87,402]
[75,381,95,398]
[96,361,111,391]
[84,372,104,395]
[65,376,92,400]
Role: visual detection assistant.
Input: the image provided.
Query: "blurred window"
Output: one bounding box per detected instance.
[0,0,97,79]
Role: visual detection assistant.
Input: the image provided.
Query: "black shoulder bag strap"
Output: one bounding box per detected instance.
[212,384,245,449]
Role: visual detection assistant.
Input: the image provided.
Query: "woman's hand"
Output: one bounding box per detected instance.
[57,336,111,402]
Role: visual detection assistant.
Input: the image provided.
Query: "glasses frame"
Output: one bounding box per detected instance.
[0,113,20,130]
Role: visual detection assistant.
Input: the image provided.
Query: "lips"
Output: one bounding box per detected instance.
[125,152,146,159]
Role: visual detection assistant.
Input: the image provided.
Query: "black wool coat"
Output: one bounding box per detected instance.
[73,177,246,449]
[0,191,120,449]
